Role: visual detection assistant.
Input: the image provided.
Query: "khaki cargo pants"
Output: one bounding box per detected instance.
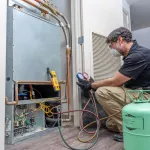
[95,86,150,132]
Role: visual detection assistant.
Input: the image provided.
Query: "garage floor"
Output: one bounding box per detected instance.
[5,127,123,150]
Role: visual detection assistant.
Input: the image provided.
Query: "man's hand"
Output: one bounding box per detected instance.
[76,79,92,90]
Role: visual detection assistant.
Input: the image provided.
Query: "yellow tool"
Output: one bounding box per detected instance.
[47,68,60,91]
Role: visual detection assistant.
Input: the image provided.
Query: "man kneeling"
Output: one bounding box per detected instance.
[77,27,150,142]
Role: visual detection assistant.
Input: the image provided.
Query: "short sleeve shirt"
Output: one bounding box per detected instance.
[119,41,150,89]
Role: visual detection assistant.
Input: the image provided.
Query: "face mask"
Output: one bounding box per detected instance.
[116,41,124,55]
[110,49,122,57]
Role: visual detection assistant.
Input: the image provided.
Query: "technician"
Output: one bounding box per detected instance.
[77,27,150,142]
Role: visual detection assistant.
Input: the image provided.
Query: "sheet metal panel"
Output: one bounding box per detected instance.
[13,9,61,81]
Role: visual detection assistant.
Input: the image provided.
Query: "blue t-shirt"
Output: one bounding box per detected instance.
[119,41,150,89]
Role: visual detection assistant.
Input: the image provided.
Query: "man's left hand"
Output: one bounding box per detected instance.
[76,79,92,90]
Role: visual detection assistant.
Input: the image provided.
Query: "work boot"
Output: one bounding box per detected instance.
[113,133,123,142]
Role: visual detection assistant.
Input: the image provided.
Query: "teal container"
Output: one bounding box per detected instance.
[122,90,150,150]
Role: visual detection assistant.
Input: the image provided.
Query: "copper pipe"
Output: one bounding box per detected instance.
[15,80,65,85]
[61,47,72,121]
[66,47,71,113]
[34,0,58,16]
[6,80,65,105]
[15,81,52,85]
[22,0,48,14]
[5,83,19,105]
[62,48,72,121]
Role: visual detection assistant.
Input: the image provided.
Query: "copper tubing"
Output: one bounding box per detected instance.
[5,80,65,105]
[15,80,52,85]
[61,47,72,122]
[66,47,71,113]
[5,83,19,105]
[22,0,48,14]
[34,0,58,16]
[15,80,65,84]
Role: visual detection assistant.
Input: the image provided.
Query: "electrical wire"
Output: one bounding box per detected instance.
[24,87,61,117]
[32,88,42,98]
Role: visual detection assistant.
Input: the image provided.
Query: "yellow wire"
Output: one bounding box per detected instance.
[30,99,51,115]
[30,98,61,117]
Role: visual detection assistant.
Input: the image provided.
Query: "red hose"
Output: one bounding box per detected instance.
[52,92,100,141]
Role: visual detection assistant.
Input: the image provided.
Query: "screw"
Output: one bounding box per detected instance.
[6,77,10,81]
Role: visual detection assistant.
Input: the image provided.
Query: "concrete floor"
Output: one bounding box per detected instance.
[5,127,123,150]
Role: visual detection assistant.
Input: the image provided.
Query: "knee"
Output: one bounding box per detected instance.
[95,87,110,105]
[95,87,109,98]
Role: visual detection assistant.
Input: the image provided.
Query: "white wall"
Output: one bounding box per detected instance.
[82,0,124,77]
[0,1,7,150]
[132,27,150,49]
